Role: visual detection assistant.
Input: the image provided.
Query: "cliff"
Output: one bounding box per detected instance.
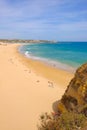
[58,63,87,116]
[39,63,87,130]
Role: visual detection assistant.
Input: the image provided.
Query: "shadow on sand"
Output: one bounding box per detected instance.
[52,100,60,113]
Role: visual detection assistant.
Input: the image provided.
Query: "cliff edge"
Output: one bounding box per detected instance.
[39,63,87,130]
[58,63,87,116]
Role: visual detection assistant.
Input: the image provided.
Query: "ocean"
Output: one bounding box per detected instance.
[19,42,87,72]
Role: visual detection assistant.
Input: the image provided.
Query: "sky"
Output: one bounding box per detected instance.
[0,0,87,41]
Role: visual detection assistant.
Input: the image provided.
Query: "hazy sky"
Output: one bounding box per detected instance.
[0,0,87,41]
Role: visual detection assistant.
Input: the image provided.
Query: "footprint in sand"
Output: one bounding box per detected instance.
[36,80,40,83]
[48,81,54,88]
[28,70,31,73]
[24,69,27,72]
[9,58,14,64]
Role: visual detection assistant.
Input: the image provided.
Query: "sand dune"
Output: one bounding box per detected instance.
[0,43,73,130]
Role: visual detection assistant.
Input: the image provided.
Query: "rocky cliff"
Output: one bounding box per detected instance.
[39,63,87,130]
[58,63,87,116]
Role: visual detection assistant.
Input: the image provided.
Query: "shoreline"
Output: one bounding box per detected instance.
[19,44,76,73]
[0,43,74,130]
[17,44,74,87]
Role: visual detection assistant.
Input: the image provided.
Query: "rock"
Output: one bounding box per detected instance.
[58,63,87,115]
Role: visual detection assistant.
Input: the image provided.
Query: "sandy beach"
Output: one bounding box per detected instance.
[0,43,73,130]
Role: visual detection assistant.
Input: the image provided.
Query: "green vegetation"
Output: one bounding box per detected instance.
[38,112,87,130]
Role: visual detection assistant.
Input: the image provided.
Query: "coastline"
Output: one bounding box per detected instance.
[19,44,76,73]
[0,43,73,130]
[17,44,74,87]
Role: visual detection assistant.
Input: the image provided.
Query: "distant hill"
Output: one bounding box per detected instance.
[0,39,57,43]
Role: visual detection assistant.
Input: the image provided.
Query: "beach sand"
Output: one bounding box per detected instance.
[0,43,73,130]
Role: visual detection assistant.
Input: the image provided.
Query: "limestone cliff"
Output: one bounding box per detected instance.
[39,63,87,130]
[58,63,87,116]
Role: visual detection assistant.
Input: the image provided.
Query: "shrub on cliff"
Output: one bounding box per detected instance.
[38,63,87,130]
[38,112,87,130]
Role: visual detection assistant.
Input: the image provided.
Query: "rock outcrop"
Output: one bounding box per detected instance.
[58,63,87,116]
[39,63,87,130]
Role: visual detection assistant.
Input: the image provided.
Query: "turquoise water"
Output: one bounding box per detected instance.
[19,42,87,72]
